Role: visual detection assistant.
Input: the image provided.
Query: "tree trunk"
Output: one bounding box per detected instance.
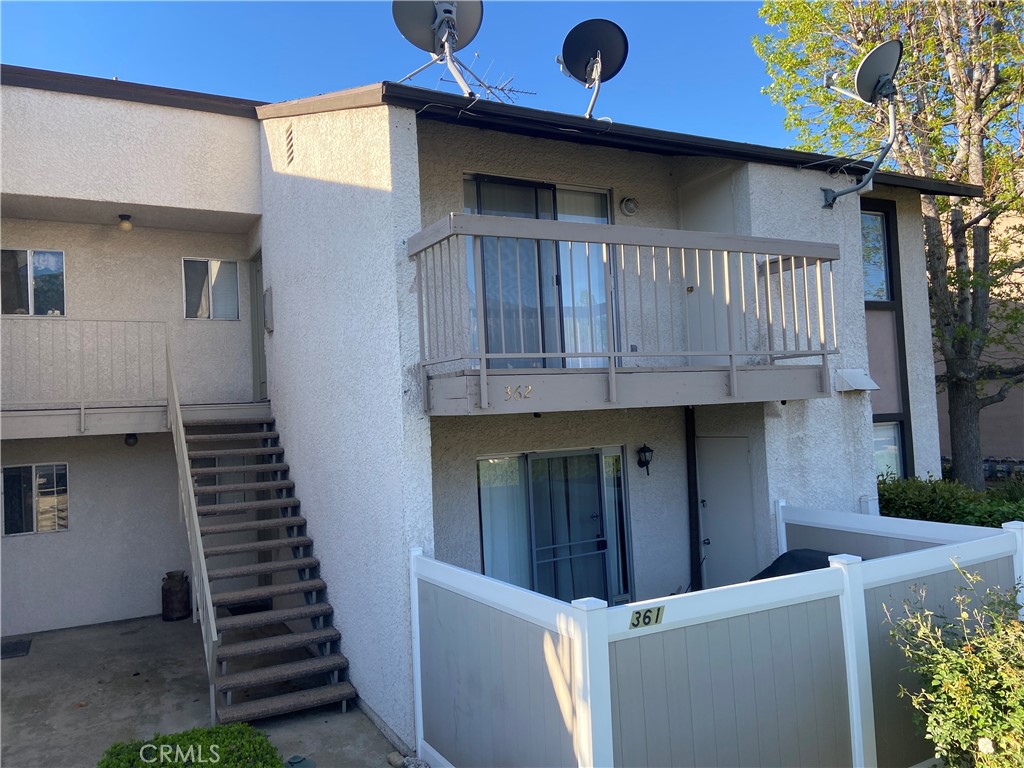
[947,377,985,490]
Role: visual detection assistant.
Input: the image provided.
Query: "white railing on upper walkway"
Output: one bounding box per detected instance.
[166,345,220,725]
[1,316,167,425]
[409,214,840,407]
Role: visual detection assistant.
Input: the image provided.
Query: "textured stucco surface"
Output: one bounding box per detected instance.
[1,218,255,404]
[746,163,877,512]
[0,433,187,636]
[259,104,429,749]
[863,188,943,478]
[1,86,260,216]
[431,408,691,601]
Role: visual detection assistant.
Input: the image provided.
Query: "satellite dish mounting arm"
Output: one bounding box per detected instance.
[584,52,603,119]
[822,95,897,208]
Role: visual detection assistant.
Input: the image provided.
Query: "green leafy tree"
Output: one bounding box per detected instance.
[755,0,1024,489]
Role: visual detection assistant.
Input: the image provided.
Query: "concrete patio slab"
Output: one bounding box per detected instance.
[1,616,398,768]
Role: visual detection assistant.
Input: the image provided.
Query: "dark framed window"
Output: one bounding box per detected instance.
[1,249,66,316]
[3,463,69,535]
[861,198,913,476]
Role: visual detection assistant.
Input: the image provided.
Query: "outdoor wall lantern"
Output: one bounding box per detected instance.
[636,444,654,475]
[118,214,133,232]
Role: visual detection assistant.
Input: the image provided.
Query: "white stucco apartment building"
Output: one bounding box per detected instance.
[3,64,1005,765]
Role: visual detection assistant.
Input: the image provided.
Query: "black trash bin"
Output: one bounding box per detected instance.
[162,570,191,621]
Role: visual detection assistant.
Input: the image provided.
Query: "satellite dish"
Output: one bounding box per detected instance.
[556,19,629,119]
[393,0,482,54]
[854,40,903,104]
[821,39,904,209]
[393,1,493,99]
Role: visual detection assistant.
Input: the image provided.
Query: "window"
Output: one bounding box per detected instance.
[861,211,891,301]
[1,249,66,315]
[478,447,632,604]
[183,259,239,320]
[3,463,69,535]
[873,422,904,478]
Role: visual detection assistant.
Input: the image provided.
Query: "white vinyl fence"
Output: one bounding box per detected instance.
[412,512,1024,768]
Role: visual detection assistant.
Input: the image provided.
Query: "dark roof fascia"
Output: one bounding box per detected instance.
[375,81,982,199]
[0,64,265,119]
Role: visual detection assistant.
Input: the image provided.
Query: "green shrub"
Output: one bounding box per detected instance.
[97,723,283,768]
[887,568,1024,767]
[878,474,1024,528]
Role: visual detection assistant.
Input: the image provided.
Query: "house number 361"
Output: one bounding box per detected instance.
[504,384,533,401]
[629,606,665,629]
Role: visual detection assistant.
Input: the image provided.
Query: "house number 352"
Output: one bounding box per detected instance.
[629,606,665,629]
[504,384,533,401]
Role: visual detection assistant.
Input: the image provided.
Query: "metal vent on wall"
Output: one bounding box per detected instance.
[285,124,295,166]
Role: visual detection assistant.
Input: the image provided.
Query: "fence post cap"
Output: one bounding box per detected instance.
[828,553,863,566]
[571,597,608,611]
[1001,521,1024,531]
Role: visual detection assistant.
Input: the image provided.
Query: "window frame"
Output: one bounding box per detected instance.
[1,248,67,317]
[181,257,240,321]
[861,197,915,477]
[2,461,71,536]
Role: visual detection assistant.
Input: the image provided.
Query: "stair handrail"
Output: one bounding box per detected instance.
[165,345,220,724]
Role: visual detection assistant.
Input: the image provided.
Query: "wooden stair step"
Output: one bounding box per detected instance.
[184,417,275,428]
[197,498,300,516]
[186,432,280,443]
[191,464,289,478]
[204,537,312,558]
[216,602,332,632]
[208,557,319,581]
[200,517,306,536]
[195,480,294,495]
[216,654,348,693]
[212,579,326,607]
[217,627,339,661]
[217,682,355,724]
[189,447,284,460]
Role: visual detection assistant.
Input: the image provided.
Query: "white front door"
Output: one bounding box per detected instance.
[697,436,758,588]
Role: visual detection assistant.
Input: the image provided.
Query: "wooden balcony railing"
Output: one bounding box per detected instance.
[409,214,840,410]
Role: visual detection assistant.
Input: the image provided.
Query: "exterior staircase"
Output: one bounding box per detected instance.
[183,415,356,723]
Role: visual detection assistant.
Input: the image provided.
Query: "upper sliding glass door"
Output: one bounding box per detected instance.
[464,177,611,369]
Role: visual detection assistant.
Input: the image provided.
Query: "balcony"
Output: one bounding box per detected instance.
[410,214,840,415]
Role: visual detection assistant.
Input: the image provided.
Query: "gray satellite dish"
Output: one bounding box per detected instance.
[821,39,904,208]
[394,1,492,98]
[556,19,628,119]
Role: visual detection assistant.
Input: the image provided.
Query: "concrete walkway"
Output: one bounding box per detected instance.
[1,616,398,768]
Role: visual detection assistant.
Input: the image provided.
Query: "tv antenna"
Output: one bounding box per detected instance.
[393,1,497,100]
[821,39,903,209]
[556,19,629,119]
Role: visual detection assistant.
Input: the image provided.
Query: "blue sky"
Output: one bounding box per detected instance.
[1,1,798,148]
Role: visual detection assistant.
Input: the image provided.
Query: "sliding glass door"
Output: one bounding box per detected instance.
[464,177,611,369]
[478,447,632,604]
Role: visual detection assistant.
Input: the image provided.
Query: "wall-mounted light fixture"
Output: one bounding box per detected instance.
[636,443,653,475]
[118,214,133,232]
[124,433,139,447]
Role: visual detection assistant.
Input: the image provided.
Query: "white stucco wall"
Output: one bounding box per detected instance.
[863,187,943,478]
[1,86,260,216]
[430,408,691,601]
[1,218,254,404]
[676,159,751,234]
[745,163,877,512]
[258,103,430,750]
[1,433,187,636]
